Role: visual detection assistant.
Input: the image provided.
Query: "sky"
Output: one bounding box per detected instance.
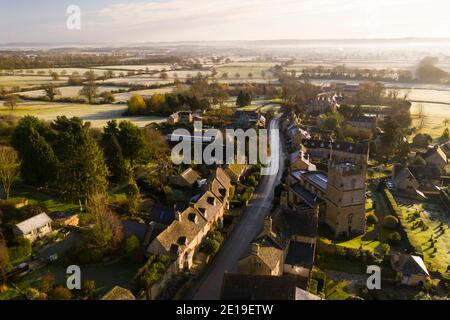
[1,0,450,43]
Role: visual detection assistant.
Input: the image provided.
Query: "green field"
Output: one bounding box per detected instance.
[0,101,166,128]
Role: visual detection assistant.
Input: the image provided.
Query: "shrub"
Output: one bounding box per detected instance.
[380,243,390,255]
[367,212,378,225]
[8,237,31,263]
[40,274,55,293]
[203,239,220,255]
[82,280,97,300]
[25,288,41,300]
[134,255,170,289]
[48,286,72,300]
[383,215,399,229]
[122,235,142,261]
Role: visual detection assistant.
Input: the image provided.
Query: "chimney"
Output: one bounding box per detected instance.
[174,206,181,221]
[264,217,273,233]
[251,243,260,255]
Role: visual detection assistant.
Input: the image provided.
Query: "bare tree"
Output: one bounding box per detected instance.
[87,192,123,249]
[416,103,428,131]
[0,146,21,199]
[3,94,21,111]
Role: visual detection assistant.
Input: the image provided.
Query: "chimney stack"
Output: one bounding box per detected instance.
[251,243,260,255]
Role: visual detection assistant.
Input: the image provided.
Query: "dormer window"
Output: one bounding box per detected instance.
[207,197,215,205]
[178,236,187,246]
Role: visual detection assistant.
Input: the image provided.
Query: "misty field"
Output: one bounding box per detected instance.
[0,75,65,89]
[113,87,175,102]
[20,85,130,99]
[95,64,173,71]
[98,75,173,86]
[215,62,277,79]
[0,101,166,128]
[8,68,121,77]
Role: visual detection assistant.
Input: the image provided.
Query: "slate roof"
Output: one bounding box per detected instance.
[394,164,441,181]
[15,213,52,234]
[423,146,448,164]
[149,204,176,226]
[391,254,429,276]
[221,274,299,300]
[290,183,318,207]
[271,206,318,240]
[285,241,315,269]
[302,139,369,155]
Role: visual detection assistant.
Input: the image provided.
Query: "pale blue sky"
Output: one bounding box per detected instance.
[1,0,449,43]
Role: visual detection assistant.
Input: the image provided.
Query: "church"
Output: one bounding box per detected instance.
[288,140,369,237]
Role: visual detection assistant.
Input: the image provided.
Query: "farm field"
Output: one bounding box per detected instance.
[114,87,175,102]
[399,88,450,104]
[0,75,65,89]
[215,62,277,79]
[154,70,211,79]
[20,85,130,99]
[0,101,166,128]
[411,102,450,138]
[8,68,120,77]
[95,64,173,71]
[98,75,173,86]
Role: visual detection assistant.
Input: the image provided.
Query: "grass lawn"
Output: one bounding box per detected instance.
[325,280,351,300]
[0,101,166,128]
[395,197,450,274]
[11,186,78,213]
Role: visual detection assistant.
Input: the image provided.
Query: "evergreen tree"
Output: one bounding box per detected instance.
[102,121,131,184]
[58,136,109,202]
[12,116,58,187]
[117,121,146,166]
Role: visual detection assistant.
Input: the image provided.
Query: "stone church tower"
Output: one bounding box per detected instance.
[325,153,367,237]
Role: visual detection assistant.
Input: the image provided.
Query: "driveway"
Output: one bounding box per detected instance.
[185,116,286,300]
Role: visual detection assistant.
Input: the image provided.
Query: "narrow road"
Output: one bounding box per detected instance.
[185,116,286,300]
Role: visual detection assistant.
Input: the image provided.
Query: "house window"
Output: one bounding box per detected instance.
[348,214,353,225]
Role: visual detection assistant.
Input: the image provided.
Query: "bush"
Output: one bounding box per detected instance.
[383,215,399,229]
[48,286,72,300]
[367,212,378,225]
[203,239,220,255]
[134,255,170,289]
[25,288,41,300]
[122,235,142,261]
[380,243,390,255]
[40,274,55,293]
[82,280,97,300]
[8,237,31,263]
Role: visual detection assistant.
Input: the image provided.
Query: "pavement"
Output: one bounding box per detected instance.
[185,116,286,300]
